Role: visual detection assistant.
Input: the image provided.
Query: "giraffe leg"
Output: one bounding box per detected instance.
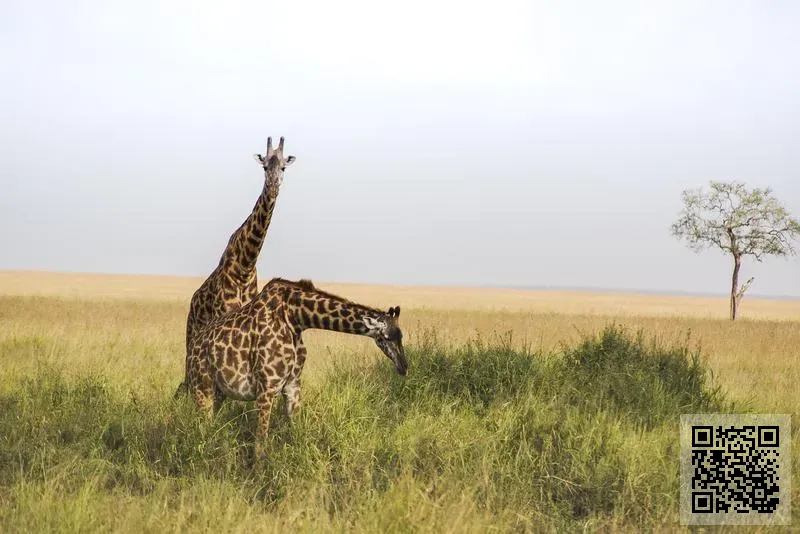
[282,333,308,420]
[173,381,187,399]
[213,384,226,414]
[188,342,216,420]
[254,382,280,459]
[282,377,302,420]
[253,338,286,459]
[190,383,215,421]
[180,306,200,400]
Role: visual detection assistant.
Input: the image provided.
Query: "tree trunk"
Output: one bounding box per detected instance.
[730,255,741,321]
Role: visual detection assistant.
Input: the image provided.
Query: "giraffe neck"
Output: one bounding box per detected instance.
[283,284,384,335]
[221,178,279,280]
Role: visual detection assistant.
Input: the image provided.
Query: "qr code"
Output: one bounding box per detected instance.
[681,414,792,526]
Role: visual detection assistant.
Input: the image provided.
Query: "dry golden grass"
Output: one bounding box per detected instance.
[1,270,798,416]
[1,270,798,530]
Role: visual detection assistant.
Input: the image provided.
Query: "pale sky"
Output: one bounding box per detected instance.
[2,0,799,296]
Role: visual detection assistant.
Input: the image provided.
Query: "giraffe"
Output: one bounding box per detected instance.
[175,137,296,398]
[185,277,407,455]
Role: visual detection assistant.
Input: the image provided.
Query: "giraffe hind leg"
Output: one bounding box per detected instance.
[191,386,216,421]
[213,384,226,414]
[187,348,216,420]
[173,381,187,399]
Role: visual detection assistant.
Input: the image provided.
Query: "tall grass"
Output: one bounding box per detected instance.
[0,326,730,532]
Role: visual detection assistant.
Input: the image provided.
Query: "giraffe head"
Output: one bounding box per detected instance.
[363,306,407,376]
[252,136,296,192]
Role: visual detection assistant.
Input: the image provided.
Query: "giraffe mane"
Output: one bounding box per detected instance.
[297,278,316,290]
[267,277,386,315]
[268,277,315,290]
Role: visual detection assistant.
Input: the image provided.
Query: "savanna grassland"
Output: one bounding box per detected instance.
[0,271,798,533]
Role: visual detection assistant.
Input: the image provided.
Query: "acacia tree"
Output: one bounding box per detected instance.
[671,181,800,320]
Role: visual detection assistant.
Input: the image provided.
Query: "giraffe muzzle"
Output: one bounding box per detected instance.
[394,349,408,376]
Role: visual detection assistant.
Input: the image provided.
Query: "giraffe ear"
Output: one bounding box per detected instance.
[253,154,265,165]
[284,155,296,167]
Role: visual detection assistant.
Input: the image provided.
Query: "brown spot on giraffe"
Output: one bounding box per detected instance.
[225,346,237,367]
[231,330,243,348]
[222,368,236,383]
[175,137,296,399]
[185,277,407,456]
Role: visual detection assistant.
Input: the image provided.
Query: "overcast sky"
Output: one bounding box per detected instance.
[2,0,799,296]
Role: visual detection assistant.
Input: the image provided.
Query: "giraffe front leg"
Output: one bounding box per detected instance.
[282,333,308,420]
[254,383,279,459]
[282,377,302,420]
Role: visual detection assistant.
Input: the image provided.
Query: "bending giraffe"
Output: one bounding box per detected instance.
[175,137,296,397]
[185,277,407,455]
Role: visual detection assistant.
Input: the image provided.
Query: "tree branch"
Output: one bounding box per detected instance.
[736,277,755,301]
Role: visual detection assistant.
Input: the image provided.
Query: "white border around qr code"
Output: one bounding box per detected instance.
[680,414,792,526]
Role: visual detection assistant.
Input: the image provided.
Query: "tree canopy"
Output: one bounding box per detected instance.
[672,181,800,261]
[671,181,800,320]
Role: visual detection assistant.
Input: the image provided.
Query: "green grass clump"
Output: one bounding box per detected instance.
[0,325,727,532]
[560,325,723,428]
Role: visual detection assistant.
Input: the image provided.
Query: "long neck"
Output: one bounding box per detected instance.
[221,179,279,278]
[286,289,383,335]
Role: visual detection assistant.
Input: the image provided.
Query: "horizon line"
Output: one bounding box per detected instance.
[2,268,798,301]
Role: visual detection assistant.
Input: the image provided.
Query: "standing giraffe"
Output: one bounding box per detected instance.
[175,137,296,397]
[186,277,406,455]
